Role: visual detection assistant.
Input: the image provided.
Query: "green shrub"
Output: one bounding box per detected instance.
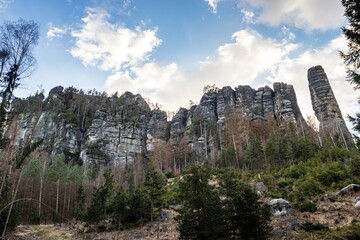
[301,221,329,231]
[294,200,317,212]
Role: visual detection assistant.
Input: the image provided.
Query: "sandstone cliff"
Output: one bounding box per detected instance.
[2,65,353,165]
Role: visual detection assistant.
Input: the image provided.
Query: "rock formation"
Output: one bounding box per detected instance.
[2,66,353,165]
[308,65,353,147]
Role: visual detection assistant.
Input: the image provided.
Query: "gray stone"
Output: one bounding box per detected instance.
[355,201,360,210]
[308,65,353,147]
[337,184,360,196]
[256,182,268,195]
[269,199,294,216]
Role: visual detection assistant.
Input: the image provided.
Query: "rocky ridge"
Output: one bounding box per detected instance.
[3,65,352,165]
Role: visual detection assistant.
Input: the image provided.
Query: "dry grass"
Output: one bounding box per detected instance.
[13,224,82,240]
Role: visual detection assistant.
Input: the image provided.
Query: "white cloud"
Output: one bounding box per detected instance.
[47,24,67,40]
[241,0,345,31]
[241,9,256,24]
[70,8,162,71]
[105,29,298,111]
[204,0,223,14]
[279,26,296,43]
[0,0,13,10]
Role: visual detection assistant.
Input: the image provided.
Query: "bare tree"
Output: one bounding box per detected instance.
[0,19,39,139]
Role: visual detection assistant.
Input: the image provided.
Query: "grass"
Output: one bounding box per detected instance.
[297,224,360,240]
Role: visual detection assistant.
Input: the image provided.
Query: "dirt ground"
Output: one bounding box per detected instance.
[9,192,360,240]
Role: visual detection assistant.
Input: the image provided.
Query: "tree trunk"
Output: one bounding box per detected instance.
[232,133,240,168]
[56,178,60,213]
[38,159,46,218]
[2,168,23,237]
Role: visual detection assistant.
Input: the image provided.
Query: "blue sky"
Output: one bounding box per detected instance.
[0,0,357,126]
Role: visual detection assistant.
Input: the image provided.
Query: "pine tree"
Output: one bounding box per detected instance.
[86,168,114,223]
[220,171,272,240]
[74,185,85,221]
[46,154,68,214]
[144,164,166,222]
[245,135,265,170]
[176,166,228,240]
[341,0,360,141]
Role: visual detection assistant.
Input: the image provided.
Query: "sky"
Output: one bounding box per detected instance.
[0,0,358,129]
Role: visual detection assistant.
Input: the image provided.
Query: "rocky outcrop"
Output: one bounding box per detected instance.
[6,111,83,161]
[308,65,353,146]
[337,184,360,196]
[269,199,294,216]
[3,66,353,166]
[170,108,188,145]
[80,93,170,166]
[216,86,236,119]
[273,82,303,122]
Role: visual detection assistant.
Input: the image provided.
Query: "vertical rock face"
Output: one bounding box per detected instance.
[308,65,352,145]
[194,92,218,121]
[216,86,236,119]
[273,82,303,122]
[146,109,170,152]
[6,111,83,161]
[234,85,256,116]
[170,108,188,145]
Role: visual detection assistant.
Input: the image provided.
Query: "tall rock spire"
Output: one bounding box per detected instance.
[308,65,353,147]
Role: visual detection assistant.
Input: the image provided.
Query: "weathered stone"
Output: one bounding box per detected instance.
[337,184,360,196]
[194,91,217,121]
[273,82,303,122]
[308,65,353,147]
[235,85,256,117]
[256,182,268,195]
[355,201,360,210]
[269,199,294,216]
[170,108,188,145]
[216,86,236,119]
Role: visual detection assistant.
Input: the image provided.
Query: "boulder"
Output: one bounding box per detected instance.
[269,199,294,216]
[337,184,360,196]
[355,201,360,210]
[256,182,268,195]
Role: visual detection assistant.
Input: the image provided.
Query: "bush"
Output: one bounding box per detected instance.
[301,221,329,231]
[294,200,317,213]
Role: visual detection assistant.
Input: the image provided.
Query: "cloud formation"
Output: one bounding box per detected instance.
[70,8,162,71]
[241,0,345,31]
[105,29,298,111]
[47,24,67,40]
[204,0,223,14]
[0,0,13,10]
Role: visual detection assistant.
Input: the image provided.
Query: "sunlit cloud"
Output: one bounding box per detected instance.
[240,0,345,31]
[204,0,223,14]
[47,24,67,40]
[70,8,162,71]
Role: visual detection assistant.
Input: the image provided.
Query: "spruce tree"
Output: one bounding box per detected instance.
[220,171,272,240]
[176,166,228,240]
[144,164,166,222]
[46,154,68,214]
[341,0,360,141]
[86,168,114,223]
